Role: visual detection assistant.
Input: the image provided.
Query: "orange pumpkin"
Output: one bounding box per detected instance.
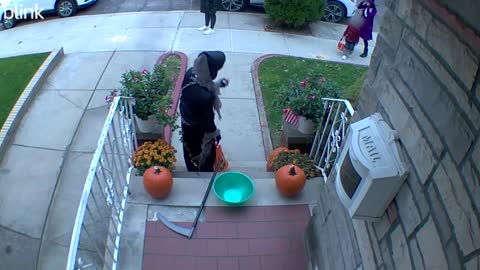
[143,166,173,199]
[266,147,289,172]
[275,165,306,197]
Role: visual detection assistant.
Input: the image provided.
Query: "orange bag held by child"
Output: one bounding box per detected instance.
[214,143,229,172]
[338,38,346,51]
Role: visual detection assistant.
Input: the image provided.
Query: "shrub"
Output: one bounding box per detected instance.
[264,0,326,28]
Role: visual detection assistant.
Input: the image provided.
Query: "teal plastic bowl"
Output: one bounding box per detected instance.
[213,172,255,205]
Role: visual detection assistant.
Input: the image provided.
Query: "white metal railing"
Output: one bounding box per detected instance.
[309,98,354,182]
[66,97,137,270]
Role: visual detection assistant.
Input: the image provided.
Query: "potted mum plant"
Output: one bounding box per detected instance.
[133,139,176,176]
[275,72,341,134]
[271,149,320,179]
[117,65,177,134]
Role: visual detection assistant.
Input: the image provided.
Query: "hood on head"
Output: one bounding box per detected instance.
[200,51,226,80]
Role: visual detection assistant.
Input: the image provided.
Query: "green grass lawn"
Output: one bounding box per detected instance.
[0,53,49,128]
[258,56,368,147]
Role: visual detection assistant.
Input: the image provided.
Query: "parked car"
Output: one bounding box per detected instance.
[0,0,97,29]
[221,0,357,23]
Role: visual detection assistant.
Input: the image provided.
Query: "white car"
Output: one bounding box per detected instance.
[0,0,96,29]
[221,0,357,23]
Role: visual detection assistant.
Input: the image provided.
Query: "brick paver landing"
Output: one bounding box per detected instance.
[143,205,311,270]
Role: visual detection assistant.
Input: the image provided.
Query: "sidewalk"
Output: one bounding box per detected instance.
[0,11,373,270]
[0,11,374,65]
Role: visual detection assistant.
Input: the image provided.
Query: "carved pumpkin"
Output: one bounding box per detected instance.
[267,147,289,172]
[275,165,306,197]
[143,166,173,199]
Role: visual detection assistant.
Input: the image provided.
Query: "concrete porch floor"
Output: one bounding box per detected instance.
[118,176,322,270]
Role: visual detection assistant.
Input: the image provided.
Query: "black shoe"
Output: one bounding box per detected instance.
[360,50,368,58]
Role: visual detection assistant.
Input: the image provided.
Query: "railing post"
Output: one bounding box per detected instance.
[66,97,137,270]
[309,98,354,182]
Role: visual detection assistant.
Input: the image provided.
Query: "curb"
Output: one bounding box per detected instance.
[0,48,64,161]
[155,51,188,145]
[251,54,284,159]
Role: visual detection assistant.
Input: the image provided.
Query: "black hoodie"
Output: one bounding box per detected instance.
[180,51,226,133]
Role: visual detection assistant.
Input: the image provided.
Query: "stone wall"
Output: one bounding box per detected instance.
[313,0,480,269]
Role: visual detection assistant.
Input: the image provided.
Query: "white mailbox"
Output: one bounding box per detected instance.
[335,113,409,220]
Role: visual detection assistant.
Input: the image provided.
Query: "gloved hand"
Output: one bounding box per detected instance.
[193,129,221,167]
[192,154,206,167]
[215,134,222,143]
[220,78,229,87]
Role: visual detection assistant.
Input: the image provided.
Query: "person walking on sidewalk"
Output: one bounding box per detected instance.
[357,0,377,57]
[180,51,229,171]
[341,20,361,60]
[198,0,220,35]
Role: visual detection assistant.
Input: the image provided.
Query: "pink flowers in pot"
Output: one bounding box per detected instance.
[274,73,341,123]
[105,90,118,103]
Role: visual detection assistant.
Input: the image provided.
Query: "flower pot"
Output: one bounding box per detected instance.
[297,116,315,134]
[135,115,164,134]
[266,147,289,172]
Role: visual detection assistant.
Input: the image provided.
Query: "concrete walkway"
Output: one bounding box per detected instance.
[0,11,373,270]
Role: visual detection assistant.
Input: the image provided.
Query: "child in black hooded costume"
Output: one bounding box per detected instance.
[180,51,228,172]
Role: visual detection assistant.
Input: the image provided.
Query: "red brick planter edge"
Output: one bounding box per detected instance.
[252,54,285,159]
[155,51,188,145]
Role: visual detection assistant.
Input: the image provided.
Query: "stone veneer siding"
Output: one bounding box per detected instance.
[311,0,480,269]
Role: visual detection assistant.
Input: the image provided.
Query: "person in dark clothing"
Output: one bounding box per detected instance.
[357,0,377,57]
[180,51,229,172]
[199,0,220,35]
